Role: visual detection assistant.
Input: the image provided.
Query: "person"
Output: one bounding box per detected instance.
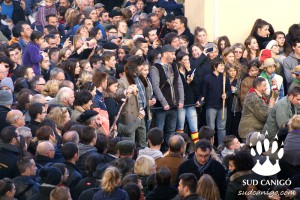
[123,183,141,200]
[0,90,13,132]
[156,134,186,185]
[116,140,136,159]
[138,127,163,160]
[249,18,273,50]
[0,126,21,179]
[50,186,72,200]
[263,87,300,141]
[177,139,226,198]
[150,45,184,151]
[34,0,57,31]
[173,16,194,47]
[221,135,242,158]
[289,65,300,92]
[0,178,17,200]
[99,51,116,77]
[27,102,47,137]
[35,141,55,168]
[243,36,259,62]
[197,174,220,200]
[156,0,183,16]
[48,87,75,114]
[0,0,25,25]
[146,167,178,200]
[238,77,275,141]
[92,166,129,200]
[201,57,230,146]
[71,90,93,121]
[178,173,204,200]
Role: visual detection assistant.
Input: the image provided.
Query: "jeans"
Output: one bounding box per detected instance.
[155,108,178,152]
[206,108,227,146]
[177,106,198,132]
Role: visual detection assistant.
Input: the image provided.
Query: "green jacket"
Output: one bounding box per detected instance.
[262,96,300,141]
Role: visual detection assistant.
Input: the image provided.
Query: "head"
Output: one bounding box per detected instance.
[39,166,62,185]
[168,134,185,153]
[217,36,231,53]
[50,67,65,81]
[36,141,55,159]
[174,16,187,31]
[196,174,220,200]
[156,167,172,186]
[29,102,47,121]
[232,43,245,60]
[250,18,270,38]
[194,27,207,45]
[222,47,235,64]
[101,166,121,193]
[253,77,267,94]
[194,139,212,165]
[62,142,79,161]
[164,32,180,50]
[0,126,18,146]
[178,173,198,198]
[6,110,25,127]
[46,15,58,27]
[80,126,97,145]
[0,178,16,198]
[17,156,37,176]
[198,126,215,145]
[231,151,255,172]
[50,186,71,200]
[223,135,241,150]
[56,87,75,106]
[147,128,164,147]
[210,57,225,73]
[92,71,108,91]
[292,38,300,56]
[36,125,56,142]
[134,155,156,176]
[47,106,70,131]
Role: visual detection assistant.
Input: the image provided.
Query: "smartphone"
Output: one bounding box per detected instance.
[207,47,214,53]
[191,69,196,76]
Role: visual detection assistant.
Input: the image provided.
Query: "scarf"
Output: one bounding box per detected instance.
[193,154,213,175]
[260,71,275,89]
[248,87,268,104]
[293,78,300,84]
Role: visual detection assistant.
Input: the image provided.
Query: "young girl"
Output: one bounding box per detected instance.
[35,0,57,32]
[65,58,81,86]
[243,36,260,62]
[226,63,242,139]
[240,60,260,105]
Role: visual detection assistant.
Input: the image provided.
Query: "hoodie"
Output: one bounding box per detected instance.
[138,147,163,160]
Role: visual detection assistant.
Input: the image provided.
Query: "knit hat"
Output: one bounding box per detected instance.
[246,132,265,146]
[265,40,278,50]
[259,49,271,62]
[0,90,13,106]
[83,6,95,18]
[78,110,98,123]
[117,140,135,155]
[94,3,104,9]
[0,77,14,92]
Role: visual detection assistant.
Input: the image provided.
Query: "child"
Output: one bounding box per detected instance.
[240,60,260,105]
[99,51,116,77]
[226,63,242,139]
[221,135,243,158]
[35,0,57,31]
[259,57,284,102]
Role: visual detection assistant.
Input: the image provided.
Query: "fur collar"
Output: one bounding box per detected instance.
[230,170,253,182]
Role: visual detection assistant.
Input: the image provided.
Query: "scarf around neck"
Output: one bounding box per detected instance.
[193,154,213,175]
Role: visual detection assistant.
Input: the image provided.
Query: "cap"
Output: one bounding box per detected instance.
[0,90,13,106]
[265,40,278,50]
[259,49,271,62]
[83,6,95,18]
[94,3,104,9]
[293,65,300,75]
[259,58,278,69]
[78,110,98,122]
[109,9,123,18]
[117,140,135,155]
[246,132,265,146]
[161,44,176,53]
[0,77,14,92]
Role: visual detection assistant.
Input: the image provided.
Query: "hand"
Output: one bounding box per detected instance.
[138,109,145,119]
[269,97,275,108]
[231,86,236,92]
[163,105,170,110]
[63,37,72,48]
[268,193,280,200]
[195,101,201,107]
[271,78,277,86]
[285,190,297,198]
[186,74,193,84]
[178,103,184,109]
[149,98,156,106]
[222,93,227,100]
[152,39,159,49]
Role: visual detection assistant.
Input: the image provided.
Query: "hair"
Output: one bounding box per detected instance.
[80,126,96,144]
[194,26,207,44]
[164,32,178,45]
[56,87,73,102]
[123,183,140,200]
[77,71,93,89]
[85,153,105,177]
[197,174,220,200]
[39,166,62,185]
[252,77,266,89]
[156,167,171,186]
[168,134,184,153]
[42,80,60,97]
[102,51,115,64]
[62,142,78,160]
[50,67,65,80]
[174,15,187,28]
[0,178,14,197]
[69,124,85,139]
[222,47,234,62]
[30,31,44,42]
[50,186,70,200]
[111,157,135,178]
[232,43,246,53]
[179,173,198,193]
[244,36,260,61]
[194,139,212,152]
[249,18,272,37]
[233,150,255,171]
[210,57,224,71]
[46,14,57,22]
[73,90,93,106]
[217,35,231,53]
[101,166,121,193]
[225,63,239,79]
[44,34,55,44]
[134,155,155,176]
[147,128,163,146]
[29,102,44,119]
[47,106,69,131]
[17,156,34,173]
[198,126,214,140]
[52,163,67,177]
[121,174,139,188]
[223,135,237,149]
[16,92,32,111]
[89,26,101,38]
[107,137,121,155]
[247,59,260,72]
[92,71,108,88]
[143,27,157,38]
[36,125,54,141]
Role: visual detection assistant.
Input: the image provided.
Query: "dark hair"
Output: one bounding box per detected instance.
[65,58,79,81]
[106,25,117,32]
[247,60,260,71]
[165,14,175,23]
[217,35,231,53]
[29,102,44,119]
[92,71,108,88]
[16,92,32,111]
[289,86,300,96]
[39,166,62,185]
[253,77,266,89]
[164,32,178,45]
[233,150,255,171]
[89,27,101,38]
[90,54,102,65]
[30,31,44,42]
[0,126,17,144]
[292,37,300,47]
[198,126,215,140]
[111,157,135,177]
[17,156,34,173]
[44,34,55,43]
[81,126,96,144]
[95,133,108,154]
[57,6,67,19]
[223,135,237,149]
[107,137,121,155]
[0,178,14,196]
[74,90,93,106]
[121,174,139,188]
[168,135,184,153]
[36,125,54,140]
[143,27,157,38]
[12,23,22,38]
[147,128,163,146]
[7,43,21,52]
[44,25,56,33]
[85,153,105,177]
[194,139,212,152]
[210,57,224,71]
[179,173,198,193]
[52,163,67,176]
[156,167,171,186]
[46,14,57,22]
[69,124,85,139]
[62,142,78,160]
[30,75,44,89]
[147,48,161,66]
[123,183,141,200]
[176,51,189,62]
[174,16,187,28]
[80,81,96,92]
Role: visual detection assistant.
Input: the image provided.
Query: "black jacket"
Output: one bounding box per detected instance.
[179,69,199,105]
[0,0,26,24]
[0,143,20,179]
[26,120,40,137]
[0,105,11,132]
[179,28,194,47]
[184,194,204,200]
[177,157,227,199]
[28,184,56,200]
[74,176,98,200]
[146,185,178,200]
[13,176,40,200]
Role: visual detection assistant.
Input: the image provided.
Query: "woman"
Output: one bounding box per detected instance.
[231,43,247,66]
[75,25,89,38]
[77,72,94,90]
[22,31,47,75]
[217,35,231,56]
[64,58,81,85]
[80,81,96,97]
[117,45,130,70]
[249,18,273,50]
[176,51,199,143]
[47,107,71,134]
[72,90,93,121]
[57,48,72,64]
[194,26,208,48]
[243,36,260,62]
[197,174,220,200]
[89,27,103,42]
[265,40,286,62]
[93,166,129,200]
[42,80,61,99]
[0,178,16,200]
[52,163,69,186]
[70,35,96,60]
[273,31,290,57]
[134,155,156,196]
[222,47,246,79]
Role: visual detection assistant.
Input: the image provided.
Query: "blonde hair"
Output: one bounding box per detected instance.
[101,166,121,193]
[134,155,155,176]
[42,80,61,97]
[47,107,69,131]
[76,70,93,89]
[65,8,79,27]
[197,174,220,200]
[288,115,300,131]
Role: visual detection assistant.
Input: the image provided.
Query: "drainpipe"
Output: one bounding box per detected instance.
[214,0,218,40]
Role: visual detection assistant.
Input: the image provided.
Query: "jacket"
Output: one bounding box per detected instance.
[0,0,25,24]
[179,69,199,105]
[238,90,271,139]
[240,76,255,105]
[13,176,40,200]
[76,143,98,177]
[138,147,163,160]
[28,184,56,200]
[65,161,82,198]
[156,0,183,16]
[0,143,20,179]
[93,90,109,134]
[263,96,300,141]
[92,187,129,200]
[0,105,11,132]
[283,52,299,86]
[146,185,178,200]
[22,42,43,75]
[283,130,300,166]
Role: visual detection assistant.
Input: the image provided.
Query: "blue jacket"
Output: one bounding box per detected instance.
[93,187,129,200]
[22,42,43,75]
[156,0,184,16]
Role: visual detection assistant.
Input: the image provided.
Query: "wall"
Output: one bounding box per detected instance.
[185,0,300,44]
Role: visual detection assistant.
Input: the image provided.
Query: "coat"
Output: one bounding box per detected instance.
[0,143,20,179]
[283,52,299,86]
[146,185,178,200]
[92,187,129,200]
[28,184,56,200]
[263,96,300,141]
[238,91,271,139]
[22,42,43,75]
[0,105,11,133]
[13,176,40,200]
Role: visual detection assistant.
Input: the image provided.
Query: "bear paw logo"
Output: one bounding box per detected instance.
[250,131,284,176]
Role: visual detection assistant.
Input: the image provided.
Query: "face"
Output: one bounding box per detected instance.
[154,8,164,19]
[54,72,65,81]
[293,43,300,55]
[225,52,235,64]
[249,66,259,77]
[171,37,180,50]
[276,34,285,47]
[256,81,268,94]
[95,30,103,40]
[231,138,241,150]
[29,159,37,176]
[45,0,53,7]
[197,31,207,44]
[137,64,144,73]
[9,49,21,64]
[39,106,47,121]
[118,49,125,61]
[233,47,243,59]
[195,148,211,165]
[147,30,158,44]
[173,19,183,30]
[257,25,270,37]
[48,38,57,48]
[129,6,137,14]
[228,160,236,172]
[59,0,70,7]
[35,77,46,92]
[220,40,226,50]
[265,65,275,75]
[15,111,26,127]
[100,12,109,23]
[178,180,186,198]
[164,51,176,64]
[91,86,96,96]
[136,1,144,11]
[135,49,143,57]
[75,62,81,74]
[67,91,75,106]
[150,16,160,28]
[21,24,33,39]
[89,10,98,21]
[179,38,188,48]
[108,82,118,93]
[0,64,8,80]
[101,77,108,90]
[192,46,201,58]
[107,28,118,38]
[54,34,61,45]
[271,42,280,54]
[180,55,190,67]
[118,22,127,34]
[48,16,58,27]
[106,56,116,68]
[166,20,174,30]
[26,68,35,81]
[112,16,122,24]
[227,67,237,79]
[291,94,300,106]
[249,38,259,50]
[215,63,225,73]
[83,19,93,32]
[35,37,45,46]
[79,27,89,38]
[208,48,219,60]
[140,43,149,55]
[141,65,149,78]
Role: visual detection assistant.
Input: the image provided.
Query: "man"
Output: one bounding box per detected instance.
[16,126,33,147]
[177,139,226,198]
[116,140,135,159]
[46,15,65,38]
[13,157,40,200]
[134,38,149,58]
[99,51,116,76]
[263,86,300,141]
[173,16,194,47]
[150,45,184,151]
[62,142,82,197]
[35,141,55,168]
[50,67,65,81]
[59,0,70,8]
[202,57,230,146]
[156,134,186,185]
[109,9,123,25]
[17,22,33,52]
[106,25,118,39]
[178,173,204,200]
[149,13,161,29]
[30,75,46,94]
[156,0,183,16]
[284,38,300,87]
[0,126,21,179]
[0,90,13,132]
[138,127,163,160]
[7,43,22,75]
[63,131,80,144]
[164,32,180,50]
[44,34,58,48]
[83,6,106,38]
[6,110,25,128]
[78,110,104,132]
[143,27,160,50]
[289,65,300,91]
[99,10,110,25]
[49,87,75,114]
[0,0,25,24]
[27,103,47,137]
[239,77,275,141]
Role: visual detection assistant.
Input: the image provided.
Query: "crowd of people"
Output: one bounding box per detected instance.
[1,0,300,199]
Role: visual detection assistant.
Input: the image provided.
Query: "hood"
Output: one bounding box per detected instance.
[138,147,163,160]
[78,143,97,157]
[0,143,20,154]
[230,170,253,182]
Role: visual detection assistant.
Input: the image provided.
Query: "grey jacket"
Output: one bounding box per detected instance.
[283,52,299,86]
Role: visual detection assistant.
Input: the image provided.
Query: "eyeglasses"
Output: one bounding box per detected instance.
[196,154,210,159]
